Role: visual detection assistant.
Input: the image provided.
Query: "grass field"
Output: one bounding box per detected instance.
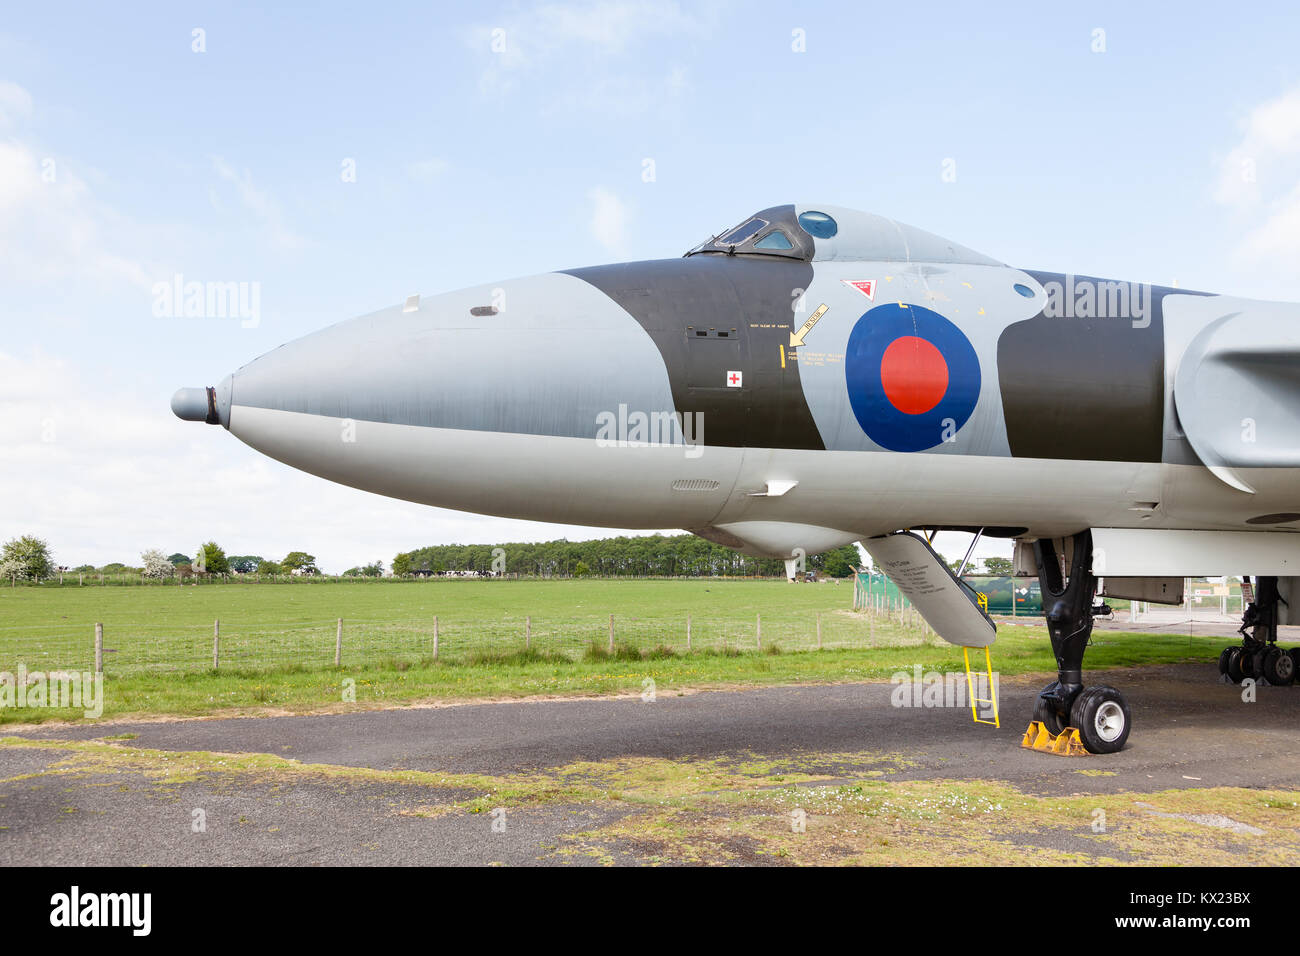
[0,578,1223,723]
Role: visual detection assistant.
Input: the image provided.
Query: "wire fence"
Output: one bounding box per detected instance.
[3,573,800,589]
[0,605,946,677]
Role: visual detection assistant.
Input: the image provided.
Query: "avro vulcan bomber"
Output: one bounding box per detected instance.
[173,204,1300,753]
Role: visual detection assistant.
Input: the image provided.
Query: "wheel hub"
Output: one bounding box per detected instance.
[1094,700,1125,742]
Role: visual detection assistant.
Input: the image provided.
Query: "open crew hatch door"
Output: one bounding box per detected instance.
[863,531,997,648]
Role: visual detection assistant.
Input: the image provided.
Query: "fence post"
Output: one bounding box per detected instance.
[94,623,103,674]
[686,612,691,652]
[525,615,531,650]
[213,619,220,669]
[335,618,343,666]
[433,615,439,660]
[816,612,822,650]
[608,614,614,653]
[756,613,761,650]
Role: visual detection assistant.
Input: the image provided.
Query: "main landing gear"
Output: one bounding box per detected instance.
[1027,531,1132,754]
[1218,576,1296,687]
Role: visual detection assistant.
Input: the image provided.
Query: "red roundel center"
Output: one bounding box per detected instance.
[880,336,949,415]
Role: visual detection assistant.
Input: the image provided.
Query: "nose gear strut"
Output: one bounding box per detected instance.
[1021,530,1132,755]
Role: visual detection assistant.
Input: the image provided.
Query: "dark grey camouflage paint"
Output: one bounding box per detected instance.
[562,255,824,450]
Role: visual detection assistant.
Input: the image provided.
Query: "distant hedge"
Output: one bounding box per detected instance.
[393,534,859,578]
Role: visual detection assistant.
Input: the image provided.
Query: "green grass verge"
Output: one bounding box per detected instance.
[0,578,1223,723]
[2,578,883,674]
[0,629,1221,724]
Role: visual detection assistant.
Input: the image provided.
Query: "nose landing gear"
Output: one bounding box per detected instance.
[1024,531,1132,755]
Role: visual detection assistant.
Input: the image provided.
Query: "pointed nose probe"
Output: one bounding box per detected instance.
[170,387,215,422]
[171,375,232,426]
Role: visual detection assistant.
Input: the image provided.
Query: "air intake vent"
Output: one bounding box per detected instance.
[671,479,720,492]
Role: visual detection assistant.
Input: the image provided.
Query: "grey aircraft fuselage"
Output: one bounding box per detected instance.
[172,203,1300,573]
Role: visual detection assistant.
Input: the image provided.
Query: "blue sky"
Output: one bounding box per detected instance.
[3,1,1300,571]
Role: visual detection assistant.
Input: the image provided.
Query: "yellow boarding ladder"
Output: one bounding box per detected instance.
[962,646,999,728]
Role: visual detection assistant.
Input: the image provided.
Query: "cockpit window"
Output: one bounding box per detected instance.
[717,218,768,245]
[683,205,814,259]
[754,230,793,250]
[797,210,838,239]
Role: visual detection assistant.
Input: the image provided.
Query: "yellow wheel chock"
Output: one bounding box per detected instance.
[1020,721,1090,756]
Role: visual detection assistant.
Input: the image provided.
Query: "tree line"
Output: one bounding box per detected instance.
[2,530,1020,583]
[0,536,336,581]
[392,534,862,578]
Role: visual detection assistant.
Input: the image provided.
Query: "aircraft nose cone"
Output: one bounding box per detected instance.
[170,376,233,426]
[171,387,211,422]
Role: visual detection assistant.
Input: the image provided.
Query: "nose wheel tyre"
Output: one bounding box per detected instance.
[1262,646,1295,686]
[1070,685,1131,754]
[1218,647,1234,676]
[1032,681,1071,735]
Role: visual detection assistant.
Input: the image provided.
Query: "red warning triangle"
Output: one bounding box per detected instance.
[842,279,876,300]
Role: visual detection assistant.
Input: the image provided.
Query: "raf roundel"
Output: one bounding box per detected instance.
[844,303,981,452]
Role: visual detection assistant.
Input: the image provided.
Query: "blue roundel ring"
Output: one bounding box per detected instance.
[844,303,981,452]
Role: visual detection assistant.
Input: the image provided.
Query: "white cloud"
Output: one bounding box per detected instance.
[211,156,307,251]
[0,134,153,291]
[0,80,32,129]
[1215,88,1300,205]
[1234,181,1300,263]
[587,186,627,250]
[1214,87,1300,270]
[546,66,694,116]
[467,0,716,109]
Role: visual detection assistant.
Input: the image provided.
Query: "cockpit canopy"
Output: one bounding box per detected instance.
[685,203,1000,266]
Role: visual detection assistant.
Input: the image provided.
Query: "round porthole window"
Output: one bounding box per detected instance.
[797,210,838,239]
[1013,283,1035,298]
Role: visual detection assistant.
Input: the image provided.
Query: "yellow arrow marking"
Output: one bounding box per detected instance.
[789,303,828,348]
